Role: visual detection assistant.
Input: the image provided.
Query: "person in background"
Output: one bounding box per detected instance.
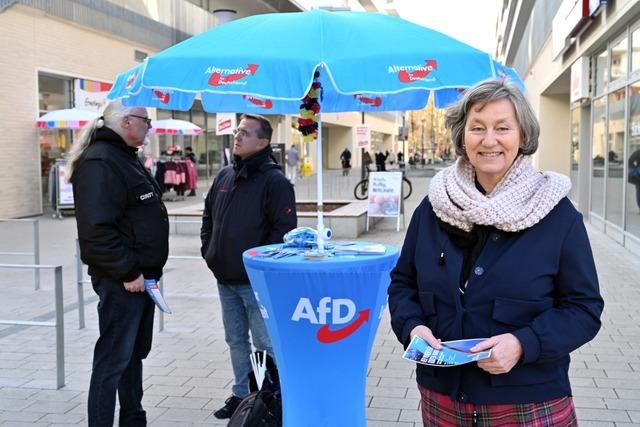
[285,144,300,185]
[388,79,603,426]
[184,146,197,196]
[628,148,640,212]
[201,113,297,419]
[184,146,196,164]
[340,147,352,176]
[67,100,169,426]
[363,150,373,173]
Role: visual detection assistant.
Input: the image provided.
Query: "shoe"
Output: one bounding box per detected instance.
[187,190,196,196]
[213,395,243,419]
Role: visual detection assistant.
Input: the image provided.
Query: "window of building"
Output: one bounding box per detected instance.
[626,82,640,237]
[605,89,626,227]
[570,106,580,202]
[595,50,608,96]
[632,26,640,75]
[610,36,629,82]
[38,73,73,207]
[591,96,607,217]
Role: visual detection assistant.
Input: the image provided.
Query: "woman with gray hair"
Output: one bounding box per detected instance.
[388,79,603,426]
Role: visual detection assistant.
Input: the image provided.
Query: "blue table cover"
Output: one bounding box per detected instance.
[243,243,399,427]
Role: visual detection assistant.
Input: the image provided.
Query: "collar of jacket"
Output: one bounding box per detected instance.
[232,146,276,179]
[94,127,139,157]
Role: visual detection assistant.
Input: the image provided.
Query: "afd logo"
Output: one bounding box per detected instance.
[291,297,369,344]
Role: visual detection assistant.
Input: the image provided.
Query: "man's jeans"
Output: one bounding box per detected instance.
[217,283,273,397]
[88,276,155,427]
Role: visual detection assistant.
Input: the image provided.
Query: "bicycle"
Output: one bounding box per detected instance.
[353,169,413,200]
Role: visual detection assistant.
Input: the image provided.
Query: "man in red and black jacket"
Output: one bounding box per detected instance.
[201,113,296,419]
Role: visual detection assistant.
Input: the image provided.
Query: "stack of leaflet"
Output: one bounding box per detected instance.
[403,336,491,367]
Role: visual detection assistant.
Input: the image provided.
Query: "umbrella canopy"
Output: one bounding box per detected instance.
[108,9,521,113]
[107,9,525,252]
[149,119,203,135]
[37,108,100,130]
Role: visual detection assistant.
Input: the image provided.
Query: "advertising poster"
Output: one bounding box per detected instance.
[74,79,112,113]
[57,164,74,206]
[367,172,401,217]
[355,124,371,149]
[216,112,236,135]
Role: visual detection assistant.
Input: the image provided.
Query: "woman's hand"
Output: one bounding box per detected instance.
[410,325,441,350]
[471,333,523,375]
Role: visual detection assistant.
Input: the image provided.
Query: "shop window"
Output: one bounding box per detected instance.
[605,89,625,227]
[595,50,608,96]
[610,37,628,82]
[569,107,580,203]
[591,96,606,217]
[632,27,640,74]
[626,82,640,237]
[38,73,73,207]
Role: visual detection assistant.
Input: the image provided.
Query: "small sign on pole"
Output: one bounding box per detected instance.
[216,112,236,135]
[355,124,371,149]
[366,172,403,232]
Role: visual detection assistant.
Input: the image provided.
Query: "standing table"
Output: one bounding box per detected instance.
[243,243,399,427]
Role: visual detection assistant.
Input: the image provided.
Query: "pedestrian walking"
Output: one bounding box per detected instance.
[285,144,300,185]
[628,148,640,212]
[340,147,352,176]
[388,80,603,426]
[68,100,169,426]
[201,113,297,419]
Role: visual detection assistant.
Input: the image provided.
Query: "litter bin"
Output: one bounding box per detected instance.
[243,243,399,427]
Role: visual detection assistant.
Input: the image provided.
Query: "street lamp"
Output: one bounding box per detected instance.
[420,118,426,166]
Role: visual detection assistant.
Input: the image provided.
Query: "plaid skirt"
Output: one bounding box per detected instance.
[418,385,578,427]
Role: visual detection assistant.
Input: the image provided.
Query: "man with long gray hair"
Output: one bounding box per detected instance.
[68,100,169,426]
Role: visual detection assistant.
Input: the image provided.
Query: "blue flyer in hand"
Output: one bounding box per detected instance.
[144,279,172,313]
[403,336,491,367]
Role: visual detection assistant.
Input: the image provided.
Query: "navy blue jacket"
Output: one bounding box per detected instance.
[388,197,603,404]
[200,148,296,285]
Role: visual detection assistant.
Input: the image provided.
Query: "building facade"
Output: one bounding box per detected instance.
[0,0,400,218]
[496,0,640,256]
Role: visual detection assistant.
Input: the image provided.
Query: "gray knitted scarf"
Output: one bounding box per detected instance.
[428,155,571,232]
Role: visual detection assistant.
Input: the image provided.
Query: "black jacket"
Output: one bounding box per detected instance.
[201,147,297,284]
[72,127,169,281]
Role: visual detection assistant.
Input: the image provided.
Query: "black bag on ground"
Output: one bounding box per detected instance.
[227,352,282,427]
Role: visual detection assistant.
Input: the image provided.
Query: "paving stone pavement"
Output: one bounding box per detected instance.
[0,169,638,426]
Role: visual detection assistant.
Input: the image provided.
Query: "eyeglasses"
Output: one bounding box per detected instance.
[233,128,257,138]
[129,114,152,127]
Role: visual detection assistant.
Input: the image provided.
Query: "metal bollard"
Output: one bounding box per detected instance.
[54,266,65,389]
[76,239,86,329]
[33,220,40,291]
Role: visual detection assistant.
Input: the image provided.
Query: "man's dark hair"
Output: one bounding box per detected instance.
[241,114,273,142]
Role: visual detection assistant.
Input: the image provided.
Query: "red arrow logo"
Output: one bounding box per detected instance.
[398,60,438,83]
[243,95,273,109]
[153,90,171,104]
[209,64,259,86]
[354,95,382,107]
[125,71,138,89]
[316,309,370,344]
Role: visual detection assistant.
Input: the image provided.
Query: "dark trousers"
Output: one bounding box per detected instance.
[88,276,155,427]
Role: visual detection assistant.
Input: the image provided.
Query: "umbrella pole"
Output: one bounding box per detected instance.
[316,115,325,253]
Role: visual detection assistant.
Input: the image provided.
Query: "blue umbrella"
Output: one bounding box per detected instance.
[108,9,524,248]
[109,9,523,112]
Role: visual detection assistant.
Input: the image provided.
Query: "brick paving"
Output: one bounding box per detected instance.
[0,169,638,426]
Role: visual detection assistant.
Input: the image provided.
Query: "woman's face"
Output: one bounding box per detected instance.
[464,98,522,191]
